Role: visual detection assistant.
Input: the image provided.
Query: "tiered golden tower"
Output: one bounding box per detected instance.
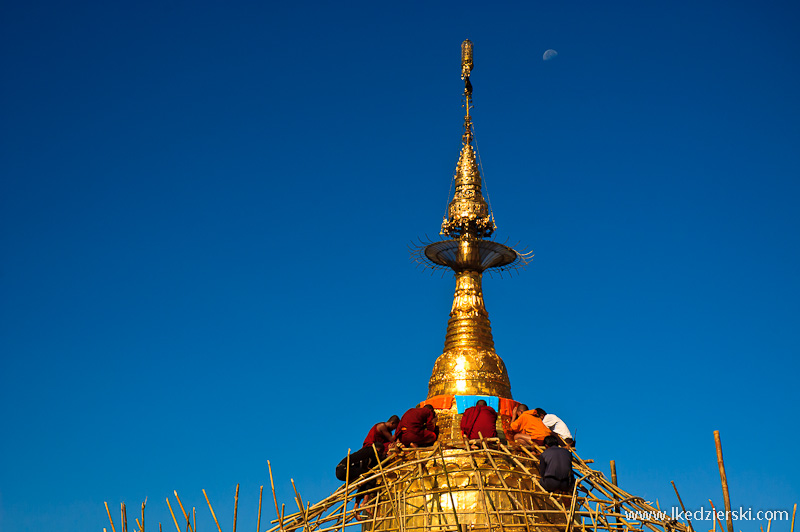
[412,39,530,443]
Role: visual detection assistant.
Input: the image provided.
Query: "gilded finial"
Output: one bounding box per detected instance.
[461,40,473,80]
[439,40,493,239]
[461,39,473,101]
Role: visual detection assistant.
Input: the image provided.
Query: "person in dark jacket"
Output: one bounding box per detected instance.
[538,435,575,493]
[335,445,383,512]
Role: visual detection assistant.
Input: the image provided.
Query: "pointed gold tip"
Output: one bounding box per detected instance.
[461,39,473,80]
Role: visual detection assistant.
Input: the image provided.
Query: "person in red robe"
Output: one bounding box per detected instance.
[396,405,439,448]
[362,415,400,456]
[460,399,497,446]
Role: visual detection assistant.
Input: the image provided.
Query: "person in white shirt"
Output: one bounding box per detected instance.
[534,408,574,447]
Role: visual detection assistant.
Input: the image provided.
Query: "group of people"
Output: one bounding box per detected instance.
[508,405,575,448]
[335,401,576,502]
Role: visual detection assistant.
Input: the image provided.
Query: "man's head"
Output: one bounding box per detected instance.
[387,415,400,430]
[476,399,487,407]
[517,403,529,414]
[423,404,435,412]
[543,435,561,448]
[535,408,547,418]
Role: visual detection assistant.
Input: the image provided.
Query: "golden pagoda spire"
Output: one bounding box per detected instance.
[441,39,494,240]
[414,40,530,403]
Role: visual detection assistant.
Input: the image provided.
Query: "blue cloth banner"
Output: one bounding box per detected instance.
[454,395,499,414]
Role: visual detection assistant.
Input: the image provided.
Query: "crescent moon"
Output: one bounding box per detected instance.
[543,49,558,61]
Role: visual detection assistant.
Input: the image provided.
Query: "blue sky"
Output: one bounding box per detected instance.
[1,1,798,531]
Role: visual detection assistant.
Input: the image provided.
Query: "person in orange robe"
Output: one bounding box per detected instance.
[396,405,439,447]
[362,415,400,456]
[508,403,551,448]
[460,399,497,445]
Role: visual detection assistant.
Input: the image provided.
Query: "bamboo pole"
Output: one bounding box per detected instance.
[371,444,401,522]
[291,480,305,518]
[269,461,285,531]
[342,448,351,531]
[106,502,118,532]
[167,497,183,532]
[174,492,192,532]
[123,502,129,532]
[671,481,694,532]
[610,461,620,532]
[791,503,796,532]
[709,500,724,532]
[257,485,264,532]
[203,489,224,532]
[415,456,433,527]
[469,433,502,532]
[493,441,539,532]
[142,499,147,532]
[436,444,461,530]
[193,508,196,532]
[234,483,240,532]
[566,474,591,532]
[503,441,570,516]
[713,432,734,532]
[480,441,524,512]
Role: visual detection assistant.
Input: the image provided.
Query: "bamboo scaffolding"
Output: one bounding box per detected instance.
[415,457,433,528]
[472,434,506,532]
[274,444,680,526]
[106,436,696,532]
[436,444,462,530]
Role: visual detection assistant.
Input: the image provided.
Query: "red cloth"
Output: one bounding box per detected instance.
[460,405,498,439]
[362,423,392,455]
[397,407,438,447]
[498,398,520,417]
